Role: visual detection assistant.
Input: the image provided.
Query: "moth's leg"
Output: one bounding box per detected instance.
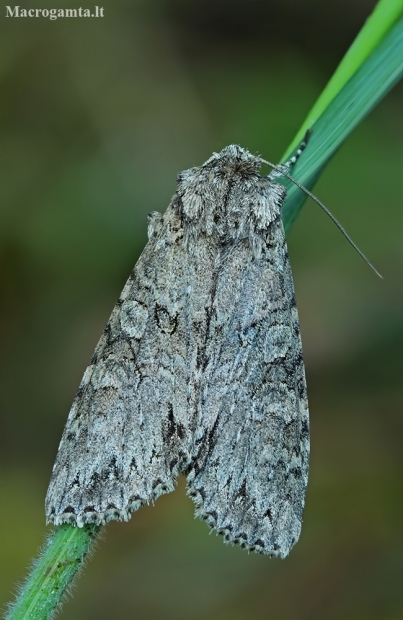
[268,129,311,180]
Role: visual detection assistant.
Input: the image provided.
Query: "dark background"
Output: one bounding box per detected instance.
[1,1,402,618]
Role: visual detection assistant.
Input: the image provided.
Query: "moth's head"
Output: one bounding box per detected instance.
[175,145,287,257]
[201,144,262,176]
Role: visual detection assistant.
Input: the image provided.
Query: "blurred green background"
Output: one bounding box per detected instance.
[1,1,402,618]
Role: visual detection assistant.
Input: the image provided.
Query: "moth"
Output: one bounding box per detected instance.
[47,134,370,557]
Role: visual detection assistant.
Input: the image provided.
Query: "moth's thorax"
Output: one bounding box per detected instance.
[176,145,287,254]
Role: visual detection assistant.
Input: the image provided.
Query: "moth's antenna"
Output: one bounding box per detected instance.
[260,158,382,279]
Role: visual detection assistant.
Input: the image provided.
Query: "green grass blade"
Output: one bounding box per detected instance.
[5,525,99,620]
[282,16,403,233]
[284,0,403,159]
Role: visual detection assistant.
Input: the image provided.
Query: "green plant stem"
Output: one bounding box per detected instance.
[5,525,100,620]
[282,16,403,231]
[283,0,403,159]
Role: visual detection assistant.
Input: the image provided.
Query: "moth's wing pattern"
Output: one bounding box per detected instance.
[46,144,310,556]
[187,215,309,558]
[45,206,214,526]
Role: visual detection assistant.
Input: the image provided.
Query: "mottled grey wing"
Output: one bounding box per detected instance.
[46,206,212,526]
[186,219,309,558]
